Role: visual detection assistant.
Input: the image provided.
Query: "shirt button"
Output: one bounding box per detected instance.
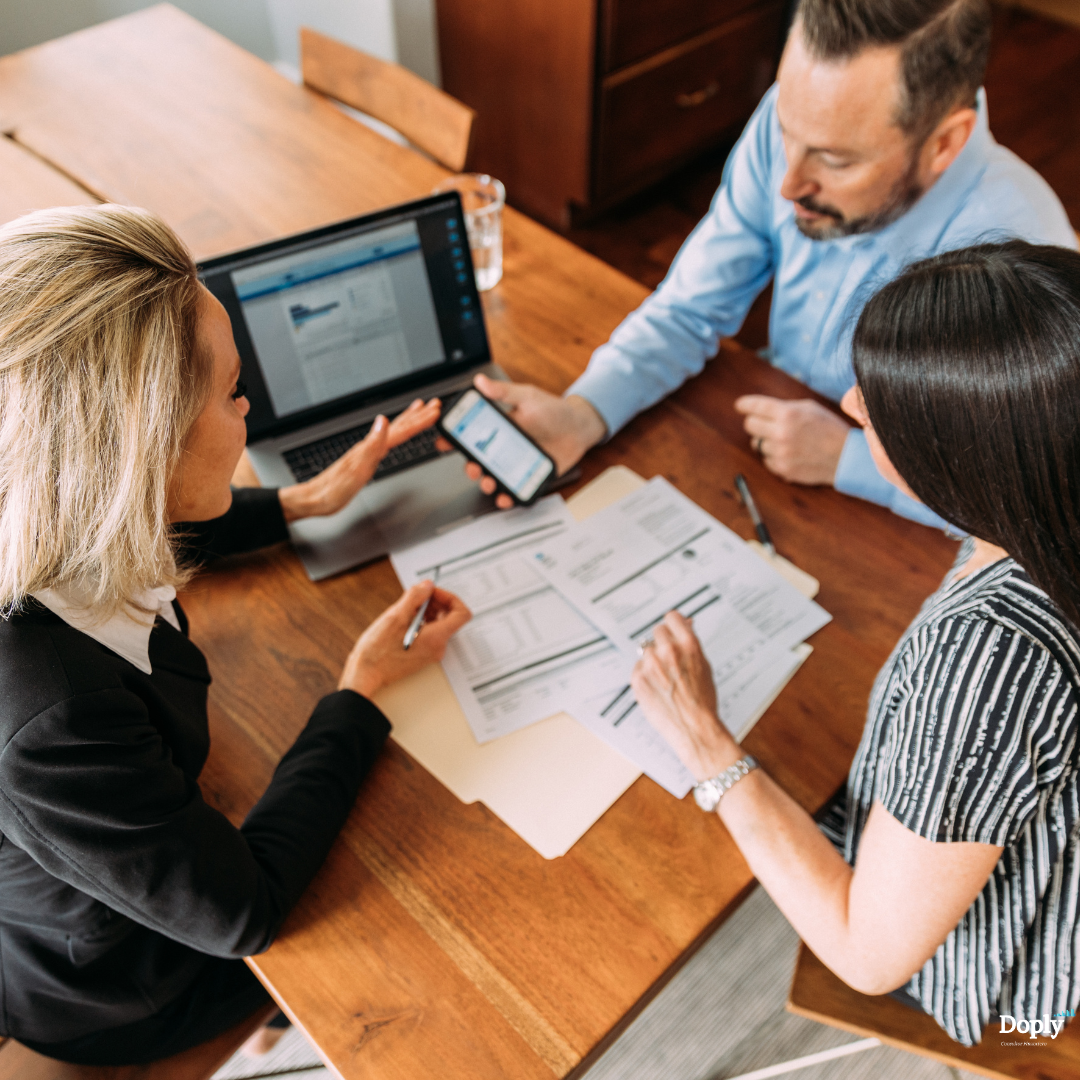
[802,333,811,343]
[815,291,825,301]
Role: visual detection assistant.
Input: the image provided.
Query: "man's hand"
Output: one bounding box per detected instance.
[436,373,607,509]
[278,398,441,523]
[734,395,852,485]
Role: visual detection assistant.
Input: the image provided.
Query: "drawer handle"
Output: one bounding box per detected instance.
[675,82,720,109]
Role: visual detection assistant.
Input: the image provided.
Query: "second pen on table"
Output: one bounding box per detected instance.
[734,474,776,556]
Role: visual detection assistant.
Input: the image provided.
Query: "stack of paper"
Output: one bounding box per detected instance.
[529,475,830,796]
[390,496,623,743]
[390,470,830,802]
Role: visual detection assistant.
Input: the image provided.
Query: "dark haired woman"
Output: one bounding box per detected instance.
[632,240,1080,1046]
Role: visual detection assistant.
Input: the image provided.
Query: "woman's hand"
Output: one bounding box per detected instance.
[338,580,471,698]
[278,398,441,523]
[630,611,742,781]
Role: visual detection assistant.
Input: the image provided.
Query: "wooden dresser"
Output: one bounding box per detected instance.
[436,0,788,228]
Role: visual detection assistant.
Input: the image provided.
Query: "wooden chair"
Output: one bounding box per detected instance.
[0,1003,278,1080]
[300,27,475,173]
[769,943,1080,1080]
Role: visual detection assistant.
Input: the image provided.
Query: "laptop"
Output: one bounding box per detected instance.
[199,193,498,580]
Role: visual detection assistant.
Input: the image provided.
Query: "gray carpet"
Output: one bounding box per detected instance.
[213,887,984,1080]
[211,1026,325,1080]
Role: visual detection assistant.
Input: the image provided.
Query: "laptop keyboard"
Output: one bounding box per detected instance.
[282,416,441,484]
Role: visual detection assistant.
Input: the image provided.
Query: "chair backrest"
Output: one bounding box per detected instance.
[300,28,475,173]
[787,942,1080,1079]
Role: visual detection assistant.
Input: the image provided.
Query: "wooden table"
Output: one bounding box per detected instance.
[0,136,97,224]
[0,7,959,1078]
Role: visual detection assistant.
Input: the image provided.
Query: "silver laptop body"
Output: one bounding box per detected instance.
[199,194,497,580]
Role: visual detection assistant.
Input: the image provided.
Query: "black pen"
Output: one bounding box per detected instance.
[734,474,776,556]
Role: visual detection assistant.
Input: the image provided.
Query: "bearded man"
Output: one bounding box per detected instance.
[455,0,1076,525]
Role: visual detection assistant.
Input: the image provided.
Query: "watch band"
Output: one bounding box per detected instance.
[692,755,759,812]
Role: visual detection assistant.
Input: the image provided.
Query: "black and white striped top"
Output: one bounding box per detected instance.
[822,540,1080,1045]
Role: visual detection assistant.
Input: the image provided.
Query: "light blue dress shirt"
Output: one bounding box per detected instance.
[568,86,1077,527]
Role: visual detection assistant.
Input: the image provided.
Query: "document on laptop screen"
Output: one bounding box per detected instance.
[230,221,446,418]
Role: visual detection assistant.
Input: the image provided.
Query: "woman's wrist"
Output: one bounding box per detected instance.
[278,483,313,524]
[686,709,744,781]
[339,662,383,699]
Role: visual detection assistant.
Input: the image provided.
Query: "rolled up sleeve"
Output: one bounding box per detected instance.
[567,89,780,435]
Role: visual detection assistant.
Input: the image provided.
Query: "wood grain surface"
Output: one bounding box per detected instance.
[0,135,98,226]
[436,0,597,226]
[595,4,783,202]
[0,8,960,1078]
[601,0,768,71]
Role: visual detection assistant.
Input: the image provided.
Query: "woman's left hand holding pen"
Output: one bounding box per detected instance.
[338,581,471,699]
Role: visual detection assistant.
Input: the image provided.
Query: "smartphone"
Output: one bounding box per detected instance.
[439,388,556,506]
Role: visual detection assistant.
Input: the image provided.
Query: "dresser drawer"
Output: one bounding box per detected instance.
[602,0,767,71]
[595,3,782,202]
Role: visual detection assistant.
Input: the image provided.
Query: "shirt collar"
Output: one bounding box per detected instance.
[33,583,181,674]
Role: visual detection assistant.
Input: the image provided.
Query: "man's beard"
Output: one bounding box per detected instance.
[793,158,924,241]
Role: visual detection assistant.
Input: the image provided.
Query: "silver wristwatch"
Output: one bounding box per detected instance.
[692,756,759,812]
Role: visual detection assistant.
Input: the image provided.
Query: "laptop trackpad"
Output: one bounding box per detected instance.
[287,452,492,581]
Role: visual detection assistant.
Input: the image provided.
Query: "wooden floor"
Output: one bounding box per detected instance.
[566,6,1080,352]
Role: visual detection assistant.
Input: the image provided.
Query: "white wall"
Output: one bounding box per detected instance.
[267,0,397,68]
[0,0,441,84]
[391,0,440,86]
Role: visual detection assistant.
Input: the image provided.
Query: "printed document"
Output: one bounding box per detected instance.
[568,641,813,798]
[528,477,831,792]
[531,477,830,661]
[390,497,620,743]
[391,476,830,800]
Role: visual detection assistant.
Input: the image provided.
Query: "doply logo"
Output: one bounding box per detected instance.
[999,1012,1072,1039]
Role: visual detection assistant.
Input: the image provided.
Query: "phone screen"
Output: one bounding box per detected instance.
[442,389,554,502]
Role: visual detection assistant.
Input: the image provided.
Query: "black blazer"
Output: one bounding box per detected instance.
[0,490,390,1043]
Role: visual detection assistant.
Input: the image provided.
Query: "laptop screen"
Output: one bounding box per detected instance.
[199,193,489,441]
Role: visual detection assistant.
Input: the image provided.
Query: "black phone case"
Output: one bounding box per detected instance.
[438,390,557,506]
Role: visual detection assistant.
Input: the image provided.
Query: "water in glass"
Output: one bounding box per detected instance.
[431,174,506,292]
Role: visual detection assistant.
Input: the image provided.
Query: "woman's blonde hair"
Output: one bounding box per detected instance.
[0,204,214,620]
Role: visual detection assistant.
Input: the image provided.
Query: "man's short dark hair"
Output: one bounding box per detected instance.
[796,0,992,140]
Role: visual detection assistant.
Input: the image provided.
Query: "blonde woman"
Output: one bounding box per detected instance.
[0,205,470,1063]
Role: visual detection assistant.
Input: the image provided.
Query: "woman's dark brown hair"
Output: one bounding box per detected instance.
[852,240,1080,625]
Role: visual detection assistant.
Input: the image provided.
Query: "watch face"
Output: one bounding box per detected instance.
[693,781,720,813]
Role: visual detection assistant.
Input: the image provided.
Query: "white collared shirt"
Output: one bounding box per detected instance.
[33,584,181,674]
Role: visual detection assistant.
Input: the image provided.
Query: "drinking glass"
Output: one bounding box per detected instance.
[432,173,506,291]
